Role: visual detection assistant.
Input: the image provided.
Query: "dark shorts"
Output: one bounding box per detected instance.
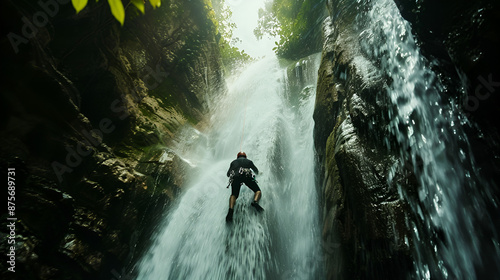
[231,176,261,198]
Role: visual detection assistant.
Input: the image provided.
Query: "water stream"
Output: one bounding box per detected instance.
[345,0,500,278]
[134,0,500,279]
[135,55,324,280]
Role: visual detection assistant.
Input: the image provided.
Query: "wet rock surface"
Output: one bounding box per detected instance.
[0,0,223,279]
[314,14,416,280]
[394,0,500,188]
[315,0,500,279]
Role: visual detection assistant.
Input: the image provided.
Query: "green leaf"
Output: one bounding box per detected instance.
[108,0,125,25]
[131,0,145,13]
[149,0,161,8]
[71,0,88,13]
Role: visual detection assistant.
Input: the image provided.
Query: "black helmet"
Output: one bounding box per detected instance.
[237,152,247,158]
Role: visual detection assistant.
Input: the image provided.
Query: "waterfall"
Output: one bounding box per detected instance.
[135,54,324,280]
[330,0,500,279]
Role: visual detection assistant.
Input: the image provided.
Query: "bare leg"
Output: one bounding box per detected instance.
[251,191,264,212]
[253,191,261,203]
[226,196,237,223]
[229,195,237,209]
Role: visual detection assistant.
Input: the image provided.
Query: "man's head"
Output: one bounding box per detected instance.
[237,151,247,158]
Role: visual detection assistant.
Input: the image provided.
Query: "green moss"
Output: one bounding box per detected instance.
[114,141,146,160]
[147,78,197,124]
[148,76,180,107]
[183,112,199,125]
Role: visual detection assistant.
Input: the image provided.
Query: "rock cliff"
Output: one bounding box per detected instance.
[0,0,224,279]
[314,15,414,279]
[393,0,500,207]
[314,0,499,279]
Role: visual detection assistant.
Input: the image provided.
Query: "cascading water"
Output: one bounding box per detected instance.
[135,55,324,280]
[330,0,500,278]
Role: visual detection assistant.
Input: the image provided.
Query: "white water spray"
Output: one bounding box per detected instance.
[136,55,323,280]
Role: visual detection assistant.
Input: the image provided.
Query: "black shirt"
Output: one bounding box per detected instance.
[227,157,259,177]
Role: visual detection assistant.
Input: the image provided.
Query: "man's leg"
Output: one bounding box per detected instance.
[229,195,237,209]
[253,191,261,203]
[227,181,241,223]
[226,196,235,223]
[246,179,264,212]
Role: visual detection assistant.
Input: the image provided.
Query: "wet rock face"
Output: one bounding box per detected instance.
[393,1,500,261]
[394,0,500,102]
[316,0,500,279]
[0,0,223,279]
[314,16,416,280]
[394,0,500,179]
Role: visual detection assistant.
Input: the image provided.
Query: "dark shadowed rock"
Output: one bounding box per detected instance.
[393,0,500,190]
[0,0,224,279]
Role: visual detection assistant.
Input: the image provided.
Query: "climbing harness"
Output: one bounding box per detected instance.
[226,167,257,188]
[227,170,235,188]
[238,167,254,178]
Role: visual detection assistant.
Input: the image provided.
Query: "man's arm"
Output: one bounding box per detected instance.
[227,162,234,177]
[250,161,259,175]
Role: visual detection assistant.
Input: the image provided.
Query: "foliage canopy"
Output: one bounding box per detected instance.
[70,0,250,72]
[254,0,325,59]
[211,0,251,73]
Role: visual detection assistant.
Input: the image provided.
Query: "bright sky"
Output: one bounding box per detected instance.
[226,0,278,58]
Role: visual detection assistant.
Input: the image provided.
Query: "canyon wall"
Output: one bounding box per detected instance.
[0,1,224,279]
[314,0,499,279]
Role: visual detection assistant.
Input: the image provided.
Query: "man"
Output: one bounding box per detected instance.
[226,151,263,222]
